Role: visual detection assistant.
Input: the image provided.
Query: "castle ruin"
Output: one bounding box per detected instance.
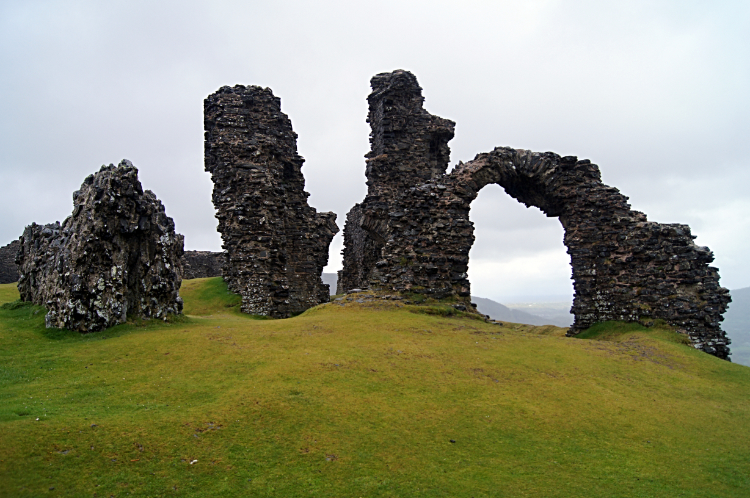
[16,160,184,332]
[339,70,731,359]
[204,85,338,318]
[5,72,731,357]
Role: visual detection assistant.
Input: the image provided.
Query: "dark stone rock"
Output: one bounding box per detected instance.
[339,70,731,360]
[181,251,225,279]
[16,160,184,332]
[204,85,338,318]
[0,239,20,284]
[339,70,455,294]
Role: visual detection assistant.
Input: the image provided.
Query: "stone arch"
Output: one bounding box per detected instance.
[340,69,731,359]
[462,162,572,306]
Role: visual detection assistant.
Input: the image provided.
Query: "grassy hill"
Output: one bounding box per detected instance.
[1,279,749,497]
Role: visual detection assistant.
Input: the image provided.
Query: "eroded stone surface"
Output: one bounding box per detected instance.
[339,70,455,293]
[16,160,184,332]
[340,70,731,359]
[0,239,20,284]
[204,85,338,318]
[181,251,225,279]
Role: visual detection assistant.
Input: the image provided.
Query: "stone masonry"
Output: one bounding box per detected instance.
[16,160,184,332]
[181,250,225,279]
[0,239,20,284]
[340,70,731,359]
[204,85,338,318]
[339,70,455,293]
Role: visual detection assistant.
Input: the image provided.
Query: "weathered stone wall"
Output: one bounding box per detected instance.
[340,70,731,359]
[204,85,338,318]
[16,160,184,332]
[339,203,383,293]
[340,70,455,292]
[181,250,225,279]
[0,239,20,284]
[336,270,345,295]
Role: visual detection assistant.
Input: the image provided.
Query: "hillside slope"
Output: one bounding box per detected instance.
[1,279,749,497]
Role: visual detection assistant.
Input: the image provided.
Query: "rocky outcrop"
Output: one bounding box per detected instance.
[0,239,20,284]
[340,70,731,359]
[16,160,184,332]
[204,85,338,318]
[181,250,225,279]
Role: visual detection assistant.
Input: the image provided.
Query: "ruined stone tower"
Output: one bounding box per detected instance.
[204,85,338,318]
[340,70,731,359]
[339,70,455,292]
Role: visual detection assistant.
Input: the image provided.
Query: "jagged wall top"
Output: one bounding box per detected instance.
[365,70,456,193]
[204,84,338,318]
[16,160,184,332]
[205,85,307,192]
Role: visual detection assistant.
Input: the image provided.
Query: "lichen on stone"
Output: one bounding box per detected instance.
[16,160,184,332]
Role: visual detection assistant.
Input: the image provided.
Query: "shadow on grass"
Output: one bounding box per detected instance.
[0,300,48,333]
[1,299,198,342]
[576,320,691,346]
[407,304,486,321]
[61,313,195,342]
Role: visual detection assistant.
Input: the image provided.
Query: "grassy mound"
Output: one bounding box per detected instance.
[179,277,242,316]
[0,279,748,497]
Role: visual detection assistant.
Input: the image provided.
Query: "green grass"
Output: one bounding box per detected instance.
[179,277,242,316]
[575,319,692,345]
[0,282,20,306]
[1,279,749,497]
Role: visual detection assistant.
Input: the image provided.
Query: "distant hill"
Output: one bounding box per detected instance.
[724,287,750,366]
[504,301,574,327]
[322,272,338,294]
[472,296,570,327]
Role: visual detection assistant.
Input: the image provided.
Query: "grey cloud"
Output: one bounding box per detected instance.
[1,0,747,301]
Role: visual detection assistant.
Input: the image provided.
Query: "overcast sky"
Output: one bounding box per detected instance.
[1,0,748,303]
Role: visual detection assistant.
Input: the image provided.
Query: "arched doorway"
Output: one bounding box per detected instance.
[468,183,573,326]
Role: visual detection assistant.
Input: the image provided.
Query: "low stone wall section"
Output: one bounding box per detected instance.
[0,239,20,284]
[181,251,225,279]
